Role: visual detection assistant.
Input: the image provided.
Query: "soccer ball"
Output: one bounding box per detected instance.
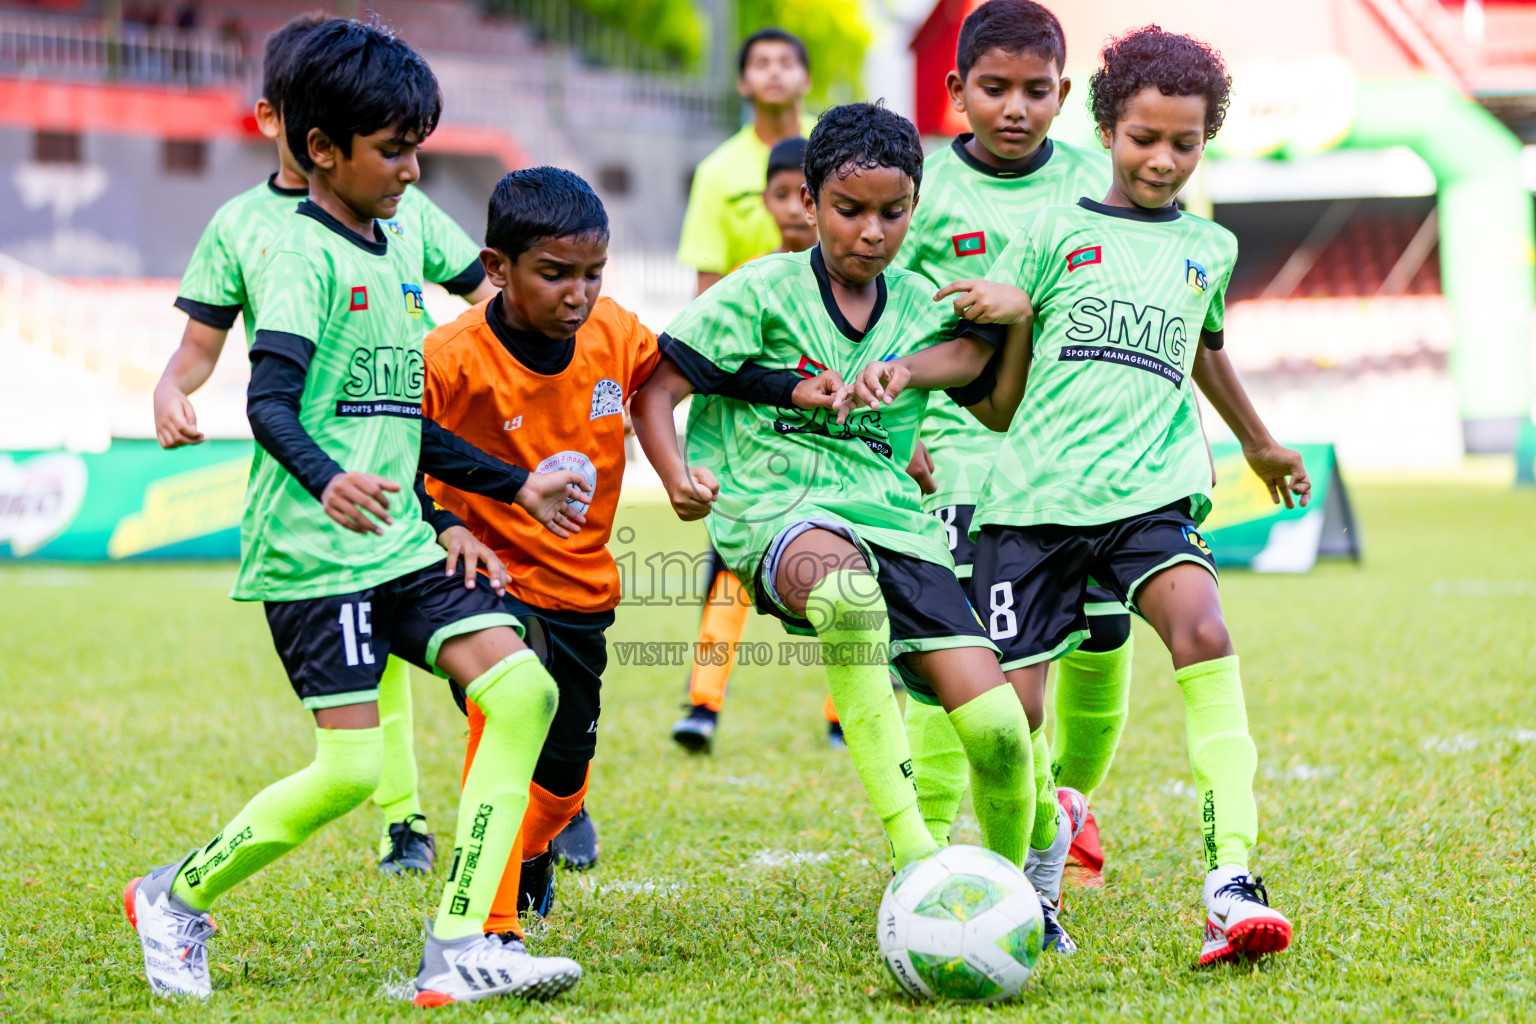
[877,845,1044,1003]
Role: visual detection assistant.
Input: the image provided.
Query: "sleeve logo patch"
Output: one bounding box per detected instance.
[590,378,624,420]
[1185,259,1207,295]
[349,286,368,311]
[795,355,828,378]
[951,231,986,257]
[400,283,425,319]
[1067,246,1102,272]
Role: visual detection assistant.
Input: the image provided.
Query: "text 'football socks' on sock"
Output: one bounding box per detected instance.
[173,726,385,912]
[904,698,968,846]
[1051,635,1133,800]
[1029,726,1059,852]
[687,570,751,713]
[808,570,935,868]
[435,651,558,941]
[373,657,425,855]
[948,685,1034,867]
[1176,655,1258,872]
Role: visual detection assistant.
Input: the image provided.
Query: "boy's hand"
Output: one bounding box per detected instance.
[837,361,910,423]
[153,383,205,449]
[668,466,718,521]
[935,280,1033,324]
[790,369,851,410]
[515,471,591,539]
[1243,443,1311,509]
[322,473,399,534]
[437,525,508,595]
[906,441,937,495]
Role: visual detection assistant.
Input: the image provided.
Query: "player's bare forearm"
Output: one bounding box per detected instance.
[631,358,695,490]
[965,322,1033,431]
[1191,345,1273,451]
[158,319,228,396]
[900,335,996,389]
[466,278,498,305]
[695,271,722,296]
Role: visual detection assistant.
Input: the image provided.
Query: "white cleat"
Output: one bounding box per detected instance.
[1199,866,1293,965]
[122,856,217,998]
[413,925,582,1006]
[1024,787,1089,905]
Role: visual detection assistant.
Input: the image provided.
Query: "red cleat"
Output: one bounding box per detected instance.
[1063,804,1105,888]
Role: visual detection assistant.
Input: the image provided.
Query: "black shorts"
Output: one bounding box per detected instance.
[500,593,613,763]
[933,504,1131,646]
[264,561,520,710]
[971,501,1218,670]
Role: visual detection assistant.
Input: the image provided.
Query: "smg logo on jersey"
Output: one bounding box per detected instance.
[338,344,425,419]
[1059,297,1190,386]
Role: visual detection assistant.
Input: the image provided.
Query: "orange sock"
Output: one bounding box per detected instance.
[688,570,750,712]
[822,692,839,724]
[462,702,525,937]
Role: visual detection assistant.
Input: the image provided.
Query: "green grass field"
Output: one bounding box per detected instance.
[3,479,1535,1022]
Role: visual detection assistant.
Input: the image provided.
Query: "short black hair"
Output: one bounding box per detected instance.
[802,102,924,201]
[737,27,809,77]
[485,166,610,259]
[956,0,1066,81]
[259,11,325,110]
[281,19,442,172]
[1089,26,1232,140]
[766,137,807,184]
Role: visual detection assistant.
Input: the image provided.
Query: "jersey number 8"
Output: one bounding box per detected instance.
[987,583,1018,641]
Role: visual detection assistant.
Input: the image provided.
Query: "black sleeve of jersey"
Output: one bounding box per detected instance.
[174,296,242,330]
[419,418,529,503]
[658,334,734,394]
[438,258,487,297]
[944,343,1003,409]
[415,472,465,535]
[962,321,1006,349]
[1201,327,1224,351]
[246,351,345,502]
[251,329,316,368]
[718,361,801,407]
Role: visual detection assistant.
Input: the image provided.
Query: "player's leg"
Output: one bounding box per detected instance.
[1052,595,1134,887]
[769,526,934,869]
[373,655,435,874]
[125,591,392,998]
[1115,510,1290,964]
[672,548,750,752]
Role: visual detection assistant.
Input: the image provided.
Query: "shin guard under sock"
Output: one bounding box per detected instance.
[1028,725,1058,852]
[947,686,1033,866]
[1051,636,1133,800]
[1176,656,1257,871]
[904,698,967,845]
[373,657,426,854]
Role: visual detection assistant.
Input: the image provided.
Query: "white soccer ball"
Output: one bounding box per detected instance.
[877,844,1044,1003]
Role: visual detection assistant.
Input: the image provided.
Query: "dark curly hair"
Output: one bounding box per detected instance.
[1088,26,1231,140]
[803,102,924,201]
[956,0,1065,81]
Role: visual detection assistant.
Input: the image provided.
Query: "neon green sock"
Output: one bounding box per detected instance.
[904,698,967,845]
[1051,635,1133,800]
[1028,725,1058,851]
[1176,655,1257,871]
[173,726,384,912]
[947,686,1032,867]
[434,651,558,940]
[808,570,935,869]
[373,657,426,856]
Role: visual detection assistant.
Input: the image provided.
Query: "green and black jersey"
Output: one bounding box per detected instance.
[976,198,1236,530]
[891,137,1110,515]
[661,248,983,590]
[175,176,483,346]
[232,201,442,601]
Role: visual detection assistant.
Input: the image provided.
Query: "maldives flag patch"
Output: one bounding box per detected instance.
[952,231,986,257]
[795,355,828,378]
[349,286,368,311]
[1066,246,1102,272]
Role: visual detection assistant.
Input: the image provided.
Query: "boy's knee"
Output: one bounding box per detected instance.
[1020,690,1046,732]
[1173,617,1232,665]
[316,730,385,806]
[478,657,560,725]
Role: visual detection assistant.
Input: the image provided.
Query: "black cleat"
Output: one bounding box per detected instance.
[517,849,556,916]
[550,806,600,871]
[827,720,847,751]
[670,704,717,753]
[379,814,436,875]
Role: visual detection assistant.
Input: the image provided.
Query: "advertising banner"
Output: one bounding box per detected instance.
[1202,442,1360,572]
[0,440,249,560]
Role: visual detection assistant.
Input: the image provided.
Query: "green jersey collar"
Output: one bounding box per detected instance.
[951,135,1054,179]
[296,199,388,255]
[810,246,887,343]
[266,173,307,198]
[1077,197,1181,222]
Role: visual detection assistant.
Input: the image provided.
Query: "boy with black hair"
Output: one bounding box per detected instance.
[149,13,538,879]
[633,103,1045,890]
[123,21,584,1004]
[422,166,661,938]
[891,0,1128,915]
[678,27,814,295]
[845,25,1300,965]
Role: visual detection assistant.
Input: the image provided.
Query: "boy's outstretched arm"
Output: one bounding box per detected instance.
[1191,342,1310,508]
[630,357,719,521]
[153,318,229,448]
[418,418,590,538]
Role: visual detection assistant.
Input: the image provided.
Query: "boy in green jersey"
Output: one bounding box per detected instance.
[844,26,1304,965]
[890,0,1129,905]
[124,22,584,1005]
[150,15,553,878]
[633,105,1046,901]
